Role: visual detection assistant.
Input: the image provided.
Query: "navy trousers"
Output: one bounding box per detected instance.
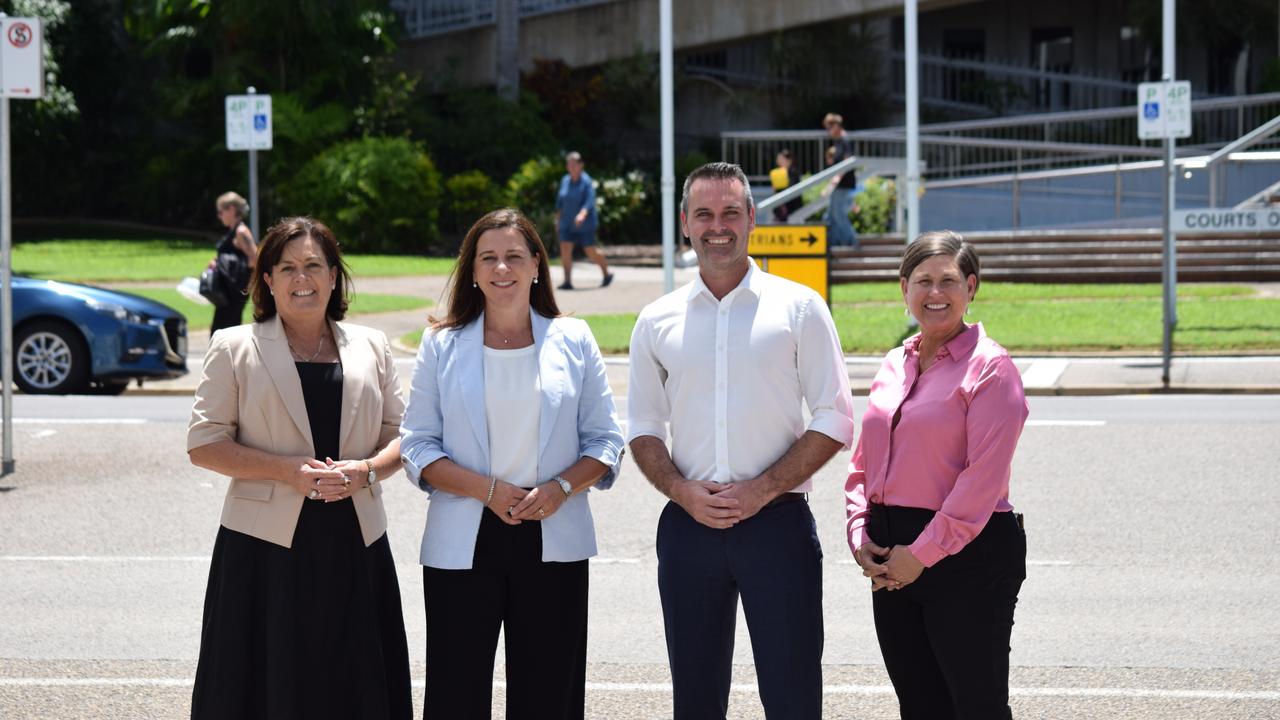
[656,497,824,720]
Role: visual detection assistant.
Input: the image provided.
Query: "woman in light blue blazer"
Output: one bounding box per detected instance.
[401,208,624,719]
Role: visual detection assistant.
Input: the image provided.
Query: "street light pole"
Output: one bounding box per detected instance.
[660,0,675,293]
[905,0,921,244]
[1160,0,1177,387]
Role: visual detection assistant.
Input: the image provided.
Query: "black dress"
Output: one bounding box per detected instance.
[191,361,412,720]
[210,222,250,335]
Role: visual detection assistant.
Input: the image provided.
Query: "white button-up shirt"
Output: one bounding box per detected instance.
[627,261,855,492]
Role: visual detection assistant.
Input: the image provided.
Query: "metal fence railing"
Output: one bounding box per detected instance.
[391,0,618,38]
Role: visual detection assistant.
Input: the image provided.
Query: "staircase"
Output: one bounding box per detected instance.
[830,230,1280,283]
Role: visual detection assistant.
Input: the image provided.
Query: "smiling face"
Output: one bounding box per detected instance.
[473,226,538,311]
[901,253,977,341]
[681,176,755,283]
[264,235,336,326]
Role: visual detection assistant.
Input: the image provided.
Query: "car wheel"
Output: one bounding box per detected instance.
[14,320,90,394]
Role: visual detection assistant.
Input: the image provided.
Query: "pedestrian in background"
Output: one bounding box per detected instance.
[823,113,859,248]
[209,191,257,334]
[400,208,624,719]
[187,216,412,719]
[555,151,614,290]
[769,149,804,223]
[847,230,1028,720]
[628,162,855,719]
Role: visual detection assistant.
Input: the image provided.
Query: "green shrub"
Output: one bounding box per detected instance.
[505,156,563,244]
[285,137,442,252]
[853,176,895,234]
[444,170,506,235]
[596,169,657,244]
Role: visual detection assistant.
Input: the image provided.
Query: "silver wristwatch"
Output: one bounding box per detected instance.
[365,459,377,486]
[553,475,572,497]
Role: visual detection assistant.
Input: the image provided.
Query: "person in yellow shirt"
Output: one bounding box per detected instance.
[768,149,804,223]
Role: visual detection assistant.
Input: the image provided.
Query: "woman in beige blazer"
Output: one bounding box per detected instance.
[187,216,411,719]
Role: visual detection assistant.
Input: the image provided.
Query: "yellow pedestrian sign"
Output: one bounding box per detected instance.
[749,225,829,302]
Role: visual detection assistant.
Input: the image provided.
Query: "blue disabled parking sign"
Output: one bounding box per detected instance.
[1143,102,1159,120]
[253,113,267,131]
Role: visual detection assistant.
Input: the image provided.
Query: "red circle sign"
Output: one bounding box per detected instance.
[7,23,33,49]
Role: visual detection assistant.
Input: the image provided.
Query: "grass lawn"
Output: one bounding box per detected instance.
[400,284,1280,354]
[122,288,431,332]
[13,237,455,282]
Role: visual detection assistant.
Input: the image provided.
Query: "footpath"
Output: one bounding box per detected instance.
[131,265,1280,396]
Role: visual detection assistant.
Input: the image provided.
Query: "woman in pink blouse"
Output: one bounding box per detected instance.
[846,230,1028,720]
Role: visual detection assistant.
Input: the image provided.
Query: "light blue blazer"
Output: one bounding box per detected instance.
[400,311,624,569]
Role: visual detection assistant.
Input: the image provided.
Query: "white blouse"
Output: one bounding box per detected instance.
[483,344,541,488]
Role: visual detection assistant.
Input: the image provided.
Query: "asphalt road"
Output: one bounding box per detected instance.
[0,394,1277,719]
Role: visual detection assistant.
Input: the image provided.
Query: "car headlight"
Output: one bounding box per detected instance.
[86,299,146,324]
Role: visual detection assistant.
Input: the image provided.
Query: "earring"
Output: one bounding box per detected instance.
[533,276,539,284]
[903,307,910,317]
[472,282,478,288]
[269,288,275,297]
[330,283,335,290]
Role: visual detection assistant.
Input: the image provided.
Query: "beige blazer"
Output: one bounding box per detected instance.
[187,316,405,548]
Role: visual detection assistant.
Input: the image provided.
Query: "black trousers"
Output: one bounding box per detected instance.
[868,505,1026,720]
[656,497,824,720]
[422,509,589,720]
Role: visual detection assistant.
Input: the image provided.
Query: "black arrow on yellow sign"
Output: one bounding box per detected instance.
[802,232,818,247]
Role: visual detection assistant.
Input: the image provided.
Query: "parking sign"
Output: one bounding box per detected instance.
[1137,81,1191,140]
[0,17,44,98]
[225,94,272,151]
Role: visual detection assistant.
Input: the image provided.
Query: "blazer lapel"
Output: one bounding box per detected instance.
[334,321,360,458]
[458,315,490,459]
[534,312,565,460]
[252,316,315,455]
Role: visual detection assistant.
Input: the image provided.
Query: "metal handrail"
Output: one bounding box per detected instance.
[756,156,857,212]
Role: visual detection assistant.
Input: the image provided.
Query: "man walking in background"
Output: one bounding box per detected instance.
[823,113,859,248]
[555,151,613,290]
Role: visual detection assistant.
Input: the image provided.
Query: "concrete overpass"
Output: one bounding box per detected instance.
[399,0,977,88]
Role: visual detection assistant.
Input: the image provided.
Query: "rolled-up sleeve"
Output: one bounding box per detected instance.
[399,330,448,492]
[908,356,1028,567]
[575,326,624,490]
[187,332,238,451]
[844,437,872,553]
[796,296,855,449]
[625,310,670,445]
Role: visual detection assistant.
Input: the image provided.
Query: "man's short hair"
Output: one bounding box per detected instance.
[680,162,754,216]
[823,113,843,129]
[565,151,583,164]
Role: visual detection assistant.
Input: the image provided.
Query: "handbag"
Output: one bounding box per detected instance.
[199,252,249,308]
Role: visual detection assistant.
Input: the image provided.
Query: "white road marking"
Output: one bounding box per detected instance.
[12,418,150,424]
[0,678,1275,701]
[1020,359,1069,388]
[1025,420,1106,426]
[1,556,211,563]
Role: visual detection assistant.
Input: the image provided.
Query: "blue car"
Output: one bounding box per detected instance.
[8,277,188,394]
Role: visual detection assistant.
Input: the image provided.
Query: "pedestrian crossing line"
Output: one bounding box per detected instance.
[0,678,1275,700]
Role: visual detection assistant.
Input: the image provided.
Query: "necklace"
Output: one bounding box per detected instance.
[287,333,326,362]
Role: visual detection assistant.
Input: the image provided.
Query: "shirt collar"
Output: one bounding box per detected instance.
[689,258,763,304]
[903,322,983,363]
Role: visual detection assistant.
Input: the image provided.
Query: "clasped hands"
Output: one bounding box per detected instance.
[484,478,566,525]
[673,478,773,530]
[293,457,370,502]
[855,542,925,591]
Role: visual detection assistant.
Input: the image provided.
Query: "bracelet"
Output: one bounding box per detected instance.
[485,476,497,505]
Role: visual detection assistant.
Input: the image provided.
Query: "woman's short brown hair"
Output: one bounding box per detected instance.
[899,230,982,294]
[436,208,560,330]
[249,216,352,323]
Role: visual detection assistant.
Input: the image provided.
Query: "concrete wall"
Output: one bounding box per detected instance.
[402,0,977,87]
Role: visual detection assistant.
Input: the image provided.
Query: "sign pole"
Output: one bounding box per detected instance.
[1,95,13,474]
[904,0,920,243]
[247,87,260,242]
[1161,0,1177,388]
[659,0,674,294]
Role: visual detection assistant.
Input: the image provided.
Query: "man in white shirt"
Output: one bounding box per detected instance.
[628,162,856,719]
